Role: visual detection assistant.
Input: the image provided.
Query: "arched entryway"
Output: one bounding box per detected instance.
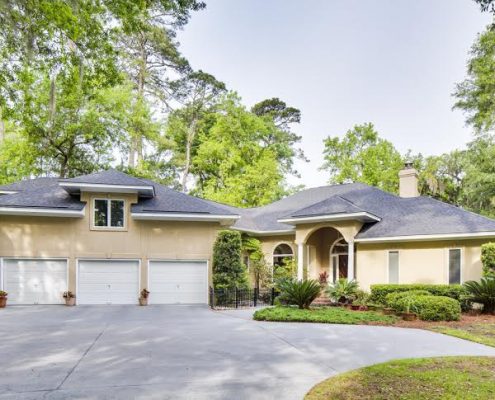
[303,226,355,282]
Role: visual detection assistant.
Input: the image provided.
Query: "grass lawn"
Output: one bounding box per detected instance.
[393,314,495,348]
[305,356,495,400]
[253,306,397,325]
[431,324,495,348]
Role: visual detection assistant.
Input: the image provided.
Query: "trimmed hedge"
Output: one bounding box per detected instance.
[385,290,430,311]
[369,284,470,311]
[407,295,461,321]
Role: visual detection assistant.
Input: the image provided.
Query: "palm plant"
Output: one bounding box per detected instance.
[278,279,322,309]
[464,278,495,314]
[326,278,359,304]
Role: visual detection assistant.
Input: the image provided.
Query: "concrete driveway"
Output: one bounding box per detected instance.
[1,306,494,400]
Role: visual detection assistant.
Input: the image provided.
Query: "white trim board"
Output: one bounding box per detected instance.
[355,231,495,243]
[0,207,85,218]
[231,227,295,236]
[278,212,381,225]
[131,212,239,223]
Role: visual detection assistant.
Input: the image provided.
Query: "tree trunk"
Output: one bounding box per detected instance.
[129,36,146,168]
[0,105,4,142]
[181,119,197,192]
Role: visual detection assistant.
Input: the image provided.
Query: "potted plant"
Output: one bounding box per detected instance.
[139,289,150,306]
[383,307,395,315]
[63,291,76,306]
[326,278,359,306]
[352,290,370,311]
[402,298,417,321]
[0,291,7,308]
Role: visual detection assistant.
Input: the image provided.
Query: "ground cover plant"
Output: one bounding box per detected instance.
[253,306,397,325]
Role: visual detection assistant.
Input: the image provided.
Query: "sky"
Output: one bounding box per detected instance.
[177,0,492,188]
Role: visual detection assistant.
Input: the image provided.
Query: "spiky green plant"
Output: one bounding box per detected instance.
[326,278,359,304]
[464,278,495,314]
[278,279,322,309]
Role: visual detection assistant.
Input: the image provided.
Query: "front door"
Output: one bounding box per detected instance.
[331,254,348,282]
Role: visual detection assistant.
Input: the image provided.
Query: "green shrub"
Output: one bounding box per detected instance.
[326,279,359,304]
[406,295,461,321]
[464,278,495,314]
[385,290,430,311]
[278,279,322,309]
[481,243,495,278]
[213,230,248,290]
[369,284,470,311]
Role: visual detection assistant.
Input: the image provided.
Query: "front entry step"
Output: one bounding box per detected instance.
[312,292,333,306]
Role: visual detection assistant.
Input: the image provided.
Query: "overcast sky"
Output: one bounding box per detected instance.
[177,0,491,188]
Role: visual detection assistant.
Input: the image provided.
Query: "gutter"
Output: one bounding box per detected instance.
[355,231,495,243]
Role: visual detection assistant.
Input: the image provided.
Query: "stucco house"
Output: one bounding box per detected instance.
[1,165,495,305]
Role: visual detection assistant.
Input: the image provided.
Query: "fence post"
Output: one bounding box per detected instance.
[271,287,275,306]
[253,287,258,307]
[235,288,239,309]
[209,287,214,309]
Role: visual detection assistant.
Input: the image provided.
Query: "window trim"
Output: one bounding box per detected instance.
[91,198,126,231]
[447,247,463,285]
[272,242,294,267]
[387,250,400,284]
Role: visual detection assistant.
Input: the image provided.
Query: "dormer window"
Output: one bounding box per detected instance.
[93,199,125,228]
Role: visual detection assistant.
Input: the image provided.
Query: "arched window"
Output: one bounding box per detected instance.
[273,244,294,267]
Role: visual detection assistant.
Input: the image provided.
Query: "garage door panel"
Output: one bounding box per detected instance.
[77,260,139,305]
[3,259,67,305]
[149,261,207,305]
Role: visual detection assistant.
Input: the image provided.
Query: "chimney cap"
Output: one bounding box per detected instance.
[403,161,414,169]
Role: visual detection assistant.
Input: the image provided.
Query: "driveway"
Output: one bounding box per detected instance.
[1,306,494,400]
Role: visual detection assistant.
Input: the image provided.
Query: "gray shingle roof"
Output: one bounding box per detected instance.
[229,183,495,238]
[59,169,152,187]
[0,185,84,210]
[0,177,59,192]
[132,179,237,216]
[3,171,495,238]
[286,195,372,218]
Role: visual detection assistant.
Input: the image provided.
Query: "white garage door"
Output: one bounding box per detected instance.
[78,260,139,305]
[149,261,207,304]
[2,259,67,305]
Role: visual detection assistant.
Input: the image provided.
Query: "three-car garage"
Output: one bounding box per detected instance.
[1,258,208,305]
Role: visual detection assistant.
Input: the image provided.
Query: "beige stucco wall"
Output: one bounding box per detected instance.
[0,192,223,295]
[356,239,488,290]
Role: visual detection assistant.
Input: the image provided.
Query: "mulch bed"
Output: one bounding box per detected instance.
[391,313,495,329]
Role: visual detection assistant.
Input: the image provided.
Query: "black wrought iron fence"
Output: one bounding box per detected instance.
[209,287,279,309]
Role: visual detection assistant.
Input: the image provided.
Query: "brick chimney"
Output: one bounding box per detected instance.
[399,162,419,198]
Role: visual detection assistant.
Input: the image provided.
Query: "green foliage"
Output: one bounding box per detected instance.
[406,295,461,321]
[454,26,495,134]
[253,306,397,324]
[277,279,321,309]
[352,290,370,306]
[326,279,359,304]
[464,277,495,314]
[385,290,431,311]
[481,243,495,278]
[190,93,301,207]
[273,258,297,287]
[241,236,271,290]
[412,151,467,205]
[321,123,403,193]
[369,284,469,310]
[212,230,248,290]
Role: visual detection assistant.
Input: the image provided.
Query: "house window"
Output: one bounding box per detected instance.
[93,199,125,228]
[449,248,461,284]
[273,244,294,267]
[388,251,399,284]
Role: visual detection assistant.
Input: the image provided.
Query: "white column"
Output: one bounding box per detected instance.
[347,240,355,281]
[297,243,304,281]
